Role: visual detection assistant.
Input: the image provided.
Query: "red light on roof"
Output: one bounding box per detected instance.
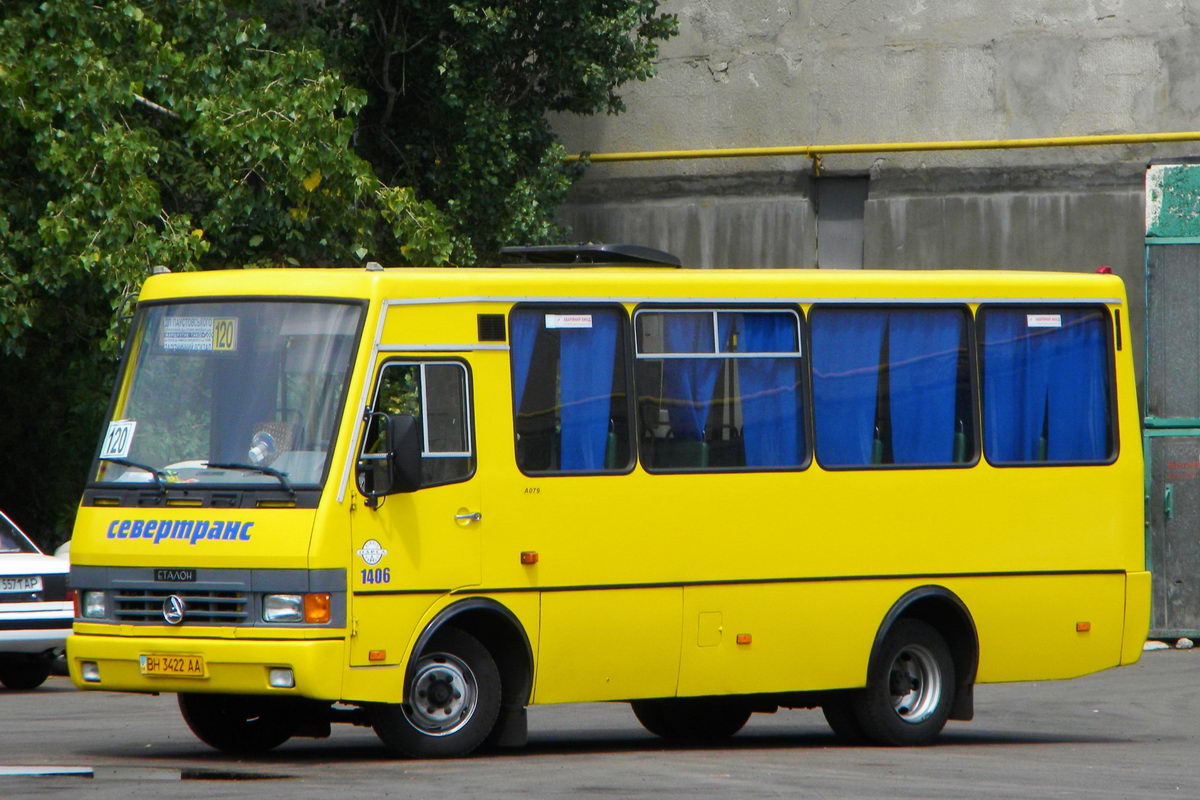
[1095,266,1113,274]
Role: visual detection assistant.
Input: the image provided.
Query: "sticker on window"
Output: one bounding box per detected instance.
[545,313,593,329]
[162,317,238,351]
[100,420,137,459]
[1026,314,1062,328]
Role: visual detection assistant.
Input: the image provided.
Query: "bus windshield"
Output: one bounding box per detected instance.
[92,300,362,489]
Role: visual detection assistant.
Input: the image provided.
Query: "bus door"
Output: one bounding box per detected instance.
[349,358,481,667]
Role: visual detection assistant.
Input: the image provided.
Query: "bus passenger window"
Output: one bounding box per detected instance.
[811,307,973,468]
[365,361,474,488]
[509,307,632,474]
[980,307,1113,464]
[634,308,806,471]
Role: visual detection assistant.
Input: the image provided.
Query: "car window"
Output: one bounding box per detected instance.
[0,514,36,554]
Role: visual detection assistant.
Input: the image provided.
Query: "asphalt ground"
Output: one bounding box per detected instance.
[0,648,1197,799]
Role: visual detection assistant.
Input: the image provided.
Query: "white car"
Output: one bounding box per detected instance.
[0,509,71,689]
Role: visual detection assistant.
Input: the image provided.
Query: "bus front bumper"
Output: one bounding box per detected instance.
[67,633,346,699]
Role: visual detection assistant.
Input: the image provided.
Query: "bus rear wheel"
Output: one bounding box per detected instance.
[371,627,501,758]
[177,693,296,754]
[631,697,752,742]
[852,619,954,746]
[821,691,867,743]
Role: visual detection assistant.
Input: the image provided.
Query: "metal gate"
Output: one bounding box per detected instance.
[1145,160,1200,638]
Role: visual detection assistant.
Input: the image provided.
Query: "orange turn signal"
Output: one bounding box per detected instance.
[520,551,539,565]
[736,633,752,645]
[304,593,332,624]
[1076,621,1092,633]
[368,650,387,662]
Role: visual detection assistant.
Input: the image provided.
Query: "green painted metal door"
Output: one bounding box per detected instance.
[1145,160,1200,638]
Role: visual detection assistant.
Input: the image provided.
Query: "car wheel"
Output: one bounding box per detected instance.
[0,655,52,690]
[177,693,296,754]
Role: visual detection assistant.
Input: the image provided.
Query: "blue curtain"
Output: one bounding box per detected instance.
[811,310,888,466]
[662,314,720,441]
[509,310,539,415]
[559,312,619,471]
[1045,311,1109,461]
[982,311,1049,462]
[736,313,804,467]
[983,309,1108,463]
[888,312,963,464]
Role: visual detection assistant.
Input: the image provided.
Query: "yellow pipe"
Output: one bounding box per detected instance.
[568,130,1200,163]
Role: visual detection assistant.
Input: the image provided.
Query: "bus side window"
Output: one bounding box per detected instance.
[634,308,807,472]
[810,306,974,468]
[364,361,474,489]
[979,306,1114,464]
[509,307,633,475]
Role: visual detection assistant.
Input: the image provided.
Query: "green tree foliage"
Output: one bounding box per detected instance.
[1,0,382,543]
[0,0,675,545]
[292,0,676,262]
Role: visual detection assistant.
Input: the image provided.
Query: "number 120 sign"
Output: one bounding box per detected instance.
[100,420,137,459]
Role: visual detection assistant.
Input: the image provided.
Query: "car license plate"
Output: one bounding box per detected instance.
[139,653,206,678]
[0,575,42,593]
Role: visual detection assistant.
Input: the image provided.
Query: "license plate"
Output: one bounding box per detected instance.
[0,575,42,593]
[139,653,206,678]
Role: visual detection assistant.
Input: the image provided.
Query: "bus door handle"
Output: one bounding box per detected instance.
[455,511,482,525]
[1164,484,1175,521]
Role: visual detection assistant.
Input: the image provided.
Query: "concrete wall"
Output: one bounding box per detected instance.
[551,1,1200,385]
[554,0,1200,176]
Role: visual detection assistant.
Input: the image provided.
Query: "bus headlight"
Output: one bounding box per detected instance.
[262,594,303,623]
[262,593,330,624]
[80,591,108,619]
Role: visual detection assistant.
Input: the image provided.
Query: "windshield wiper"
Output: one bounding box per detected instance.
[203,462,295,497]
[99,457,169,494]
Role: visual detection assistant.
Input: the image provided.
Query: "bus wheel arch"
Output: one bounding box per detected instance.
[872,585,979,723]
[825,586,979,746]
[376,598,534,757]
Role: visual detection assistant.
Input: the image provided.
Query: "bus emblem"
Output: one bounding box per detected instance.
[163,595,187,625]
[356,539,388,566]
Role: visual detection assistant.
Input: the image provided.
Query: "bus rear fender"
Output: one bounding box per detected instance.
[870,586,980,721]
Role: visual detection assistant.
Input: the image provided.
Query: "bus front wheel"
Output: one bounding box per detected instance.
[631,697,752,741]
[372,627,501,758]
[853,619,955,746]
[177,693,295,753]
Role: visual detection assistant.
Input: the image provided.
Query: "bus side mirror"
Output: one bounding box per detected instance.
[357,413,422,505]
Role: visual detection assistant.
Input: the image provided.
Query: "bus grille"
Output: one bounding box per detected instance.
[113,589,249,624]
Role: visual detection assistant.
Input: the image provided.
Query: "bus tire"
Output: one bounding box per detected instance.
[853,619,954,746]
[631,698,751,741]
[177,693,295,754]
[0,655,52,690]
[821,692,868,744]
[372,627,501,758]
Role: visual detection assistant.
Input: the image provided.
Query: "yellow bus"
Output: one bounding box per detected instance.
[67,246,1148,756]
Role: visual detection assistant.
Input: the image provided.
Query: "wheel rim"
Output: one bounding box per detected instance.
[404,651,479,736]
[887,643,942,724]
